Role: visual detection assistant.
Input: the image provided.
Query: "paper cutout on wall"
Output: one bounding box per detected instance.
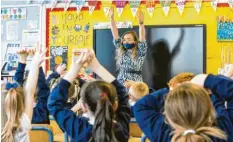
[1,8,26,20]
[211,0,218,11]
[176,0,186,15]
[76,0,85,14]
[194,0,202,14]
[114,0,127,17]
[64,0,72,11]
[6,21,18,41]
[145,0,155,17]
[129,0,141,18]
[228,0,233,9]
[94,21,133,29]
[50,46,68,70]
[217,17,233,41]
[5,42,21,70]
[88,0,98,15]
[101,0,112,17]
[160,0,172,17]
[51,0,58,10]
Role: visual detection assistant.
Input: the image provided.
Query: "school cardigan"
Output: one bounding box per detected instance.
[134,74,233,142]
[46,71,60,86]
[48,79,131,142]
[14,63,50,124]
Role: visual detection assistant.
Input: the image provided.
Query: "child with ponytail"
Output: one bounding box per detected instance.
[1,46,49,142]
[48,49,131,142]
[134,73,233,142]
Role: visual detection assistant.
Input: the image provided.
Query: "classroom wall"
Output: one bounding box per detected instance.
[46,2,232,74]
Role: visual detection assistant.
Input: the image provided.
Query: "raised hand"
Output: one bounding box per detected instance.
[86,49,100,72]
[56,64,66,75]
[109,7,114,20]
[17,48,29,64]
[137,10,144,24]
[191,74,208,88]
[31,44,50,66]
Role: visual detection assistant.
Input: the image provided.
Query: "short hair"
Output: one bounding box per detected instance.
[130,82,149,99]
[168,72,195,89]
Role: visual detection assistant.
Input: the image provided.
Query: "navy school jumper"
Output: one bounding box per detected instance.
[14,62,50,124]
[48,79,131,142]
[134,74,233,142]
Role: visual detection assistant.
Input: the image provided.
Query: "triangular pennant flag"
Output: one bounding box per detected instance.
[114,0,127,17]
[145,0,155,17]
[76,0,85,14]
[103,7,111,17]
[129,0,141,17]
[64,0,72,11]
[211,0,218,11]
[160,0,172,17]
[176,0,186,15]
[51,0,58,10]
[228,0,233,9]
[194,0,202,14]
[101,0,112,17]
[88,0,98,15]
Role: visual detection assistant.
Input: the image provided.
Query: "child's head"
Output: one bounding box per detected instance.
[168,72,195,90]
[164,83,226,142]
[128,82,149,106]
[80,80,118,142]
[50,77,79,101]
[1,82,25,142]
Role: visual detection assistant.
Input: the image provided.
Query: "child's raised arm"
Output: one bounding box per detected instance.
[24,46,49,120]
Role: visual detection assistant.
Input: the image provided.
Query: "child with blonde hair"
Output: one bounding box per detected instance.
[1,46,49,141]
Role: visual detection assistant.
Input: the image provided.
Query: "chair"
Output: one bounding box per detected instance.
[130,118,142,138]
[29,124,53,142]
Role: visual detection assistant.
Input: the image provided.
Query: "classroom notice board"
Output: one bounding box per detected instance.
[46,7,100,72]
[1,5,41,63]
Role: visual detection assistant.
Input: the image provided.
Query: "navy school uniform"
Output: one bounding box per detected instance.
[14,62,50,124]
[48,79,131,142]
[134,74,233,142]
[46,71,60,86]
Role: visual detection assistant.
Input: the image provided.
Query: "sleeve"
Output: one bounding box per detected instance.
[46,71,60,86]
[204,74,233,103]
[48,79,91,139]
[133,89,171,141]
[32,67,50,124]
[13,62,26,86]
[111,80,131,141]
[113,37,121,50]
[138,41,148,57]
[205,75,233,142]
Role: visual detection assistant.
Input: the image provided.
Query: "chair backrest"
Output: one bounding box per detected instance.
[130,118,142,138]
[29,124,53,142]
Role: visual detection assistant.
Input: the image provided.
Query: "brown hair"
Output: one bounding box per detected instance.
[164,83,227,142]
[1,83,25,142]
[168,72,195,89]
[130,82,149,99]
[50,77,79,100]
[116,31,139,69]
